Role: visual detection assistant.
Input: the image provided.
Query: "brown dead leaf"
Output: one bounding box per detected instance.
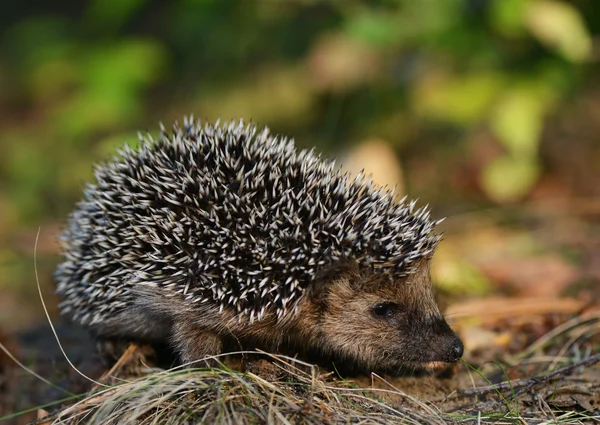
[341,138,404,193]
[446,296,584,324]
[307,32,382,93]
[480,254,580,297]
[37,408,51,422]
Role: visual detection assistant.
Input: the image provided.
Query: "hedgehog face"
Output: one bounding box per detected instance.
[315,260,463,373]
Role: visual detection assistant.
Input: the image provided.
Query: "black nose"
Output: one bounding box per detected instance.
[448,337,464,362]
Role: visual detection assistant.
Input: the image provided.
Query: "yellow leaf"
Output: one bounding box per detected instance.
[412,71,503,125]
[490,87,545,157]
[431,244,492,296]
[480,155,541,202]
[525,0,591,62]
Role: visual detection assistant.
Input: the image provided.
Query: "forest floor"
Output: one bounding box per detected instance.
[0,300,598,425]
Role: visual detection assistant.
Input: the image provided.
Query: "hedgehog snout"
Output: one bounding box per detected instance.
[442,334,464,363]
[428,320,464,363]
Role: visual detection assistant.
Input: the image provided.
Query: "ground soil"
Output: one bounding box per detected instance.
[1,311,598,424]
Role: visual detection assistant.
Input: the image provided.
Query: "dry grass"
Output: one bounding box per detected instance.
[24,347,598,425]
[38,354,451,425]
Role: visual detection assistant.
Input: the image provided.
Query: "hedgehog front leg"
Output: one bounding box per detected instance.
[171,321,224,367]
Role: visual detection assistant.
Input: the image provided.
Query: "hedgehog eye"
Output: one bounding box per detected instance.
[372,302,395,318]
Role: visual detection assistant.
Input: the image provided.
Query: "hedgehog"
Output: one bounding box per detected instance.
[55,118,463,373]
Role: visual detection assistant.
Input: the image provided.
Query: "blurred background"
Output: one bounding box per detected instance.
[0,0,598,335]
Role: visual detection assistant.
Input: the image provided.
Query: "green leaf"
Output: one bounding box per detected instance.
[85,0,149,33]
[346,10,401,47]
[54,38,167,139]
[345,0,463,46]
[490,0,529,37]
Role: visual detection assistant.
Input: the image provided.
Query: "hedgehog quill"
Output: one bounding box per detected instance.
[56,118,463,373]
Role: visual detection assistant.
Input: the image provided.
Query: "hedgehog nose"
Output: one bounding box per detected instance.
[448,337,464,362]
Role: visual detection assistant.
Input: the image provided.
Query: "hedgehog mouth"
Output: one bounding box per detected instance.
[393,360,457,375]
[421,361,451,370]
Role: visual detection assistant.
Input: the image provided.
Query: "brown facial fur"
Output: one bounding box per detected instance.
[304,260,463,372]
[93,259,462,373]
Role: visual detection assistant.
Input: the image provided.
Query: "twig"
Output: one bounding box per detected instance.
[459,353,600,396]
[94,343,139,389]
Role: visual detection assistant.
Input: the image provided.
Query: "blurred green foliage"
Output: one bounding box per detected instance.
[0,0,598,310]
[1,0,597,210]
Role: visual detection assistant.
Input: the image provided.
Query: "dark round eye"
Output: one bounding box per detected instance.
[372,303,394,318]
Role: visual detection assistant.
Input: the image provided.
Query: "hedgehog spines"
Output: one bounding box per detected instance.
[56,118,440,325]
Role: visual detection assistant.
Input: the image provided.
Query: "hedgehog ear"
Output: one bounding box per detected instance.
[313,261,358,285]
[403,257,432,283]
[306,261,360,308]
[308,261,365,299]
